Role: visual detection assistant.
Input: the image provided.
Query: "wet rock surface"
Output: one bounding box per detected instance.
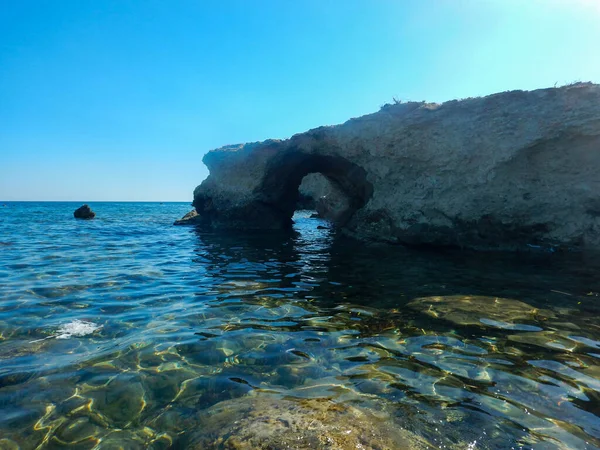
[184,395,429,449]
[73,204,95,219]
[191,83,600,251]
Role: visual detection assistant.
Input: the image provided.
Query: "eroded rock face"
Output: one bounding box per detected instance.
[192,83,600,251]
[183,395,428,449]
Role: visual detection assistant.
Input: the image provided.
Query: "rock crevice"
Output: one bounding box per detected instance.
[189,83,600,251]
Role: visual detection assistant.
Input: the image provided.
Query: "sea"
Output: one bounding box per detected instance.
[1,201,600,449]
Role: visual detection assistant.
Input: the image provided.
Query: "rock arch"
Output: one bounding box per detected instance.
[192,141,373,230]
[189,84,600,251]
[257,151,373,226]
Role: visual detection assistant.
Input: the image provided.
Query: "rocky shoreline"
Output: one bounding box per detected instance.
[183,83,600,251]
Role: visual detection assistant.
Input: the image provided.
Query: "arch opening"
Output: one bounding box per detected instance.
[256,152,373,228]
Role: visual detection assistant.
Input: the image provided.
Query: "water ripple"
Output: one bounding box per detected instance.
[1,203,600,448]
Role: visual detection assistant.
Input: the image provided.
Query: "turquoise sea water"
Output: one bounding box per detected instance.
[1,202,600,449]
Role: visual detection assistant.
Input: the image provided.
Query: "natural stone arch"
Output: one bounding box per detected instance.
[187,84,600,251]
[256,150,374,227]
[189,139,374,231]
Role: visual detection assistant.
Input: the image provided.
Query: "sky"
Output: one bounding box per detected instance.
[1,0,599,201]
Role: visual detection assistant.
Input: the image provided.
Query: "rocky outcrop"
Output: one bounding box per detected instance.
[174,209,203,225]
[191,83,600,251]
[73,204,95,219]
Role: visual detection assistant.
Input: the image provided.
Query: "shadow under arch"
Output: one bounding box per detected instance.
[255,151,374,227]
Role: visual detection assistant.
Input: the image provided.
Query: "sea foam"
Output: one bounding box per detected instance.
[30,319,102,343]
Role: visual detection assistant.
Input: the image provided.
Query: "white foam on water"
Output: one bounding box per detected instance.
[55,319,102,339]
[30,319,102,343]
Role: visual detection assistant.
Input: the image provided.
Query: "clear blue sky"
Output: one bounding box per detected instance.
[1,0,599,201]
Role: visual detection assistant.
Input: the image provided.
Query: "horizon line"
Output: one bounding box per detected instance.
[0,200,192,203]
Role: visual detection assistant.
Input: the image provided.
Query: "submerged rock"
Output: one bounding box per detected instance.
[184,395,428,449]
[190,83,600,251]
[174,209,203,226]
[73,204,95,219]
[407,295,555,328]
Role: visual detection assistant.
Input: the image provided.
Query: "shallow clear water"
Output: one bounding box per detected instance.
[1,202,600,449]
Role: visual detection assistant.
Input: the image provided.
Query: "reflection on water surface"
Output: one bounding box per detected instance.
[1,203,600,449]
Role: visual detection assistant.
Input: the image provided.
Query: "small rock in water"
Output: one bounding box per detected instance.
[73,204,96,219]
[174,209,203,225]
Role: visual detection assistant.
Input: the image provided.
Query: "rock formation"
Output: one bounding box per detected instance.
[173,209,203,225]
[189,83,600,251]
[183,395,428,449]
[73,204,95,219]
